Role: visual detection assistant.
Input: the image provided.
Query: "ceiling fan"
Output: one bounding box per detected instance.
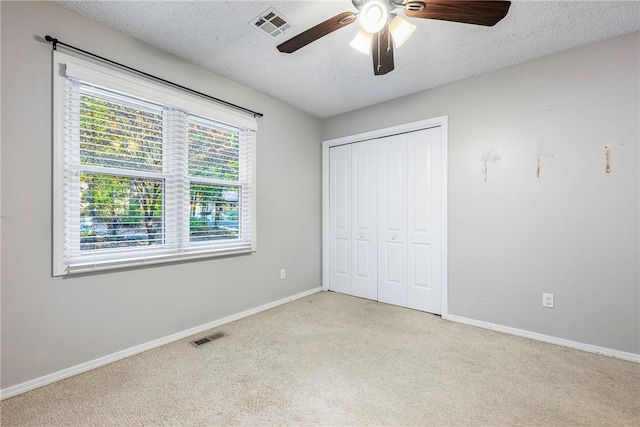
[277,0,511,75]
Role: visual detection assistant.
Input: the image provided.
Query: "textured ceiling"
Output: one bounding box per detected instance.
[56,1,640,119]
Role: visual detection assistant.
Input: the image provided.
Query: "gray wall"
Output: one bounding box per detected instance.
[1,1,322,389]
[323,32,640,354]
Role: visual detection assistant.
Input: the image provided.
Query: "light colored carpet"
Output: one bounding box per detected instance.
[2,291,639,426]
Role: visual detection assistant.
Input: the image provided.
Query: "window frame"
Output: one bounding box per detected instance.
[53,52,257,276]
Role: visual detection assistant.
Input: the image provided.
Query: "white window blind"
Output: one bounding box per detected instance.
[53,52,257,275]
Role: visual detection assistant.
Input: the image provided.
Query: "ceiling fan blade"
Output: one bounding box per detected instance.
[372,26,394,76]
[405,1,511,26]
[277,12,357,53]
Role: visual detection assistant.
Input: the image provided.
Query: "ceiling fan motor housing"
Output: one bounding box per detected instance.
[352,0,398,13]
[352,0,426,12]
[351,0,370,11]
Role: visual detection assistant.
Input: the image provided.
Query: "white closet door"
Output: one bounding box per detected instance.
[377,135,408,307]
[351,140,378,300]
[329,144,352,294]
[407,128,443,313]
[327,124,445,314]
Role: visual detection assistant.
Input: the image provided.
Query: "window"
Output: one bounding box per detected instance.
[53,52,256,275]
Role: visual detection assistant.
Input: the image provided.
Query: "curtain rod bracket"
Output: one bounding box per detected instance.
[43,34,263,118]
[45,35,58,50]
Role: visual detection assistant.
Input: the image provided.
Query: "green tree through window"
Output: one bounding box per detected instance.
[79,89,164,249]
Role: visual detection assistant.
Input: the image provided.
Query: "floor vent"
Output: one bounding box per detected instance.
[190,332,226,347]
[249,7,292,40]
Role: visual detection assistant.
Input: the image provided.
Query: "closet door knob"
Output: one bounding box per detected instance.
[391,235,396,240]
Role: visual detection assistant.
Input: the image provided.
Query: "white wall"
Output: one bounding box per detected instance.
[0,1,322,389]
[323,32,640,354]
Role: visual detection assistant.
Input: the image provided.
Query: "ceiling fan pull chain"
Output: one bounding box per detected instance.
[386,27,392,53]
[377,31,382,72]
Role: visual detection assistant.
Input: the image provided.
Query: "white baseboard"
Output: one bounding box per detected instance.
[443,313,640,363]
[1,286,323,400]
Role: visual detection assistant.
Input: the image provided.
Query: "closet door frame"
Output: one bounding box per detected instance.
[322,116,449,317]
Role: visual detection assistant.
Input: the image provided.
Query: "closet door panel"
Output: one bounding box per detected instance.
[407,128,443,313]
[329,144,352,295]
[378,135,408,307]
[351,141,378,300]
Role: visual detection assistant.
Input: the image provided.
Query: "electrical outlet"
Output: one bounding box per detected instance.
[542,293,554,308]
[280,269,286,280]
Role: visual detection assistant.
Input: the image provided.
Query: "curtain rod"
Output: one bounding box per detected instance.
[44,35,264,119]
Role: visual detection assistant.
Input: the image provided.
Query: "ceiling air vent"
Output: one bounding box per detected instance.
[249,8,292,39]
[190,331,226,347]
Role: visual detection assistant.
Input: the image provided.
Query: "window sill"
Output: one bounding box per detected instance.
[55,246,256,276]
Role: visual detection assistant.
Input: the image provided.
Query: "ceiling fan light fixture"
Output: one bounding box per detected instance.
[388,15,416,48]
[359,0,389,34]
[349,28,374,54]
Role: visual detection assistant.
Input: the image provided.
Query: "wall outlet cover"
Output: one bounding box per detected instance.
[543,292,554,308]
